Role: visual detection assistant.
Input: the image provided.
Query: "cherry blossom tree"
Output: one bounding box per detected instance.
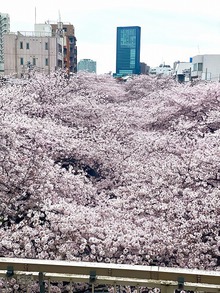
[0,71,220,291]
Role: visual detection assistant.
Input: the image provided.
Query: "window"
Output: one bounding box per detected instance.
[45,42,48,50]
[45,58,48,66]
[58,44,62,53]
[130,48,136,68]
[33,58,36,66]
[119,69,133,74]
[193,63,197,71]
[20,57,24,65]
[193,63,203,71]
[20,41,23,49]
[198,63,203,71]
[120,28,136,48]
[26,43,29,49]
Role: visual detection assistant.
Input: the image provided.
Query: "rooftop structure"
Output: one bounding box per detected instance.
[149,64,173,76]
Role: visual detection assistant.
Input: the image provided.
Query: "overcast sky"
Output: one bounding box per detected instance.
[1,0,220,74]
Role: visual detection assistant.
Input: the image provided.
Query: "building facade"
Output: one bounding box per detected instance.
[50,22,77,73]
[173,61,193,83]
[0,12,10,74]
[116,26,141,75]
[191,54,220,81]
[140,62,150,75]
[4,21,77,77]
[78,59,96,73]
[4,30,63,77]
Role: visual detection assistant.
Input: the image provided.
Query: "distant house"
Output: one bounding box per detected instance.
[191,54,220,81]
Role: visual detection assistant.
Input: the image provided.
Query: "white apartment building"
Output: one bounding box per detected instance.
[191,54,220,81]
[0,12,10,74]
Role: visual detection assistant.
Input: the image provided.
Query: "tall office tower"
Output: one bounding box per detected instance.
[78,59,96,73]
[116,26,141,75]
[0,13,10,74]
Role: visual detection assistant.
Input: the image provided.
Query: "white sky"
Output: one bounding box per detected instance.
[1,0,220,74]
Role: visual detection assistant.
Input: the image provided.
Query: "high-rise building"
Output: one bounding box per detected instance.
[0,12,10,74]
[116,26,141,75]
[78,59,96,73]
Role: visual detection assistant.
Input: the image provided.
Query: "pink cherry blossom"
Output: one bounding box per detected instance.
[0,71,220,291]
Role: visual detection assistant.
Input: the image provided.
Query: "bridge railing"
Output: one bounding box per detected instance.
[0,257,220,293]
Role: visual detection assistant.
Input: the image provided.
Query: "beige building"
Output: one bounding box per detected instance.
[4,29,64,77]
[3,21,77,77]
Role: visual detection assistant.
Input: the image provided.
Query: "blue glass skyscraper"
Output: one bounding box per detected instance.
[116,26,141,75]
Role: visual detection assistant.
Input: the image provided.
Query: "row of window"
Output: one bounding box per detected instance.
[20,57,49,66]
[19,41,48,50]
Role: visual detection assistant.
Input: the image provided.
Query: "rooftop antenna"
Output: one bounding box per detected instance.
[57,10,63,33]
[35,7,36,24]
[57,10,64,69]
[56,9,64,47]
[58,10,61,23]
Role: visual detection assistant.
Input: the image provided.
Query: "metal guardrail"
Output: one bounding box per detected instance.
[0,258,220,293]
